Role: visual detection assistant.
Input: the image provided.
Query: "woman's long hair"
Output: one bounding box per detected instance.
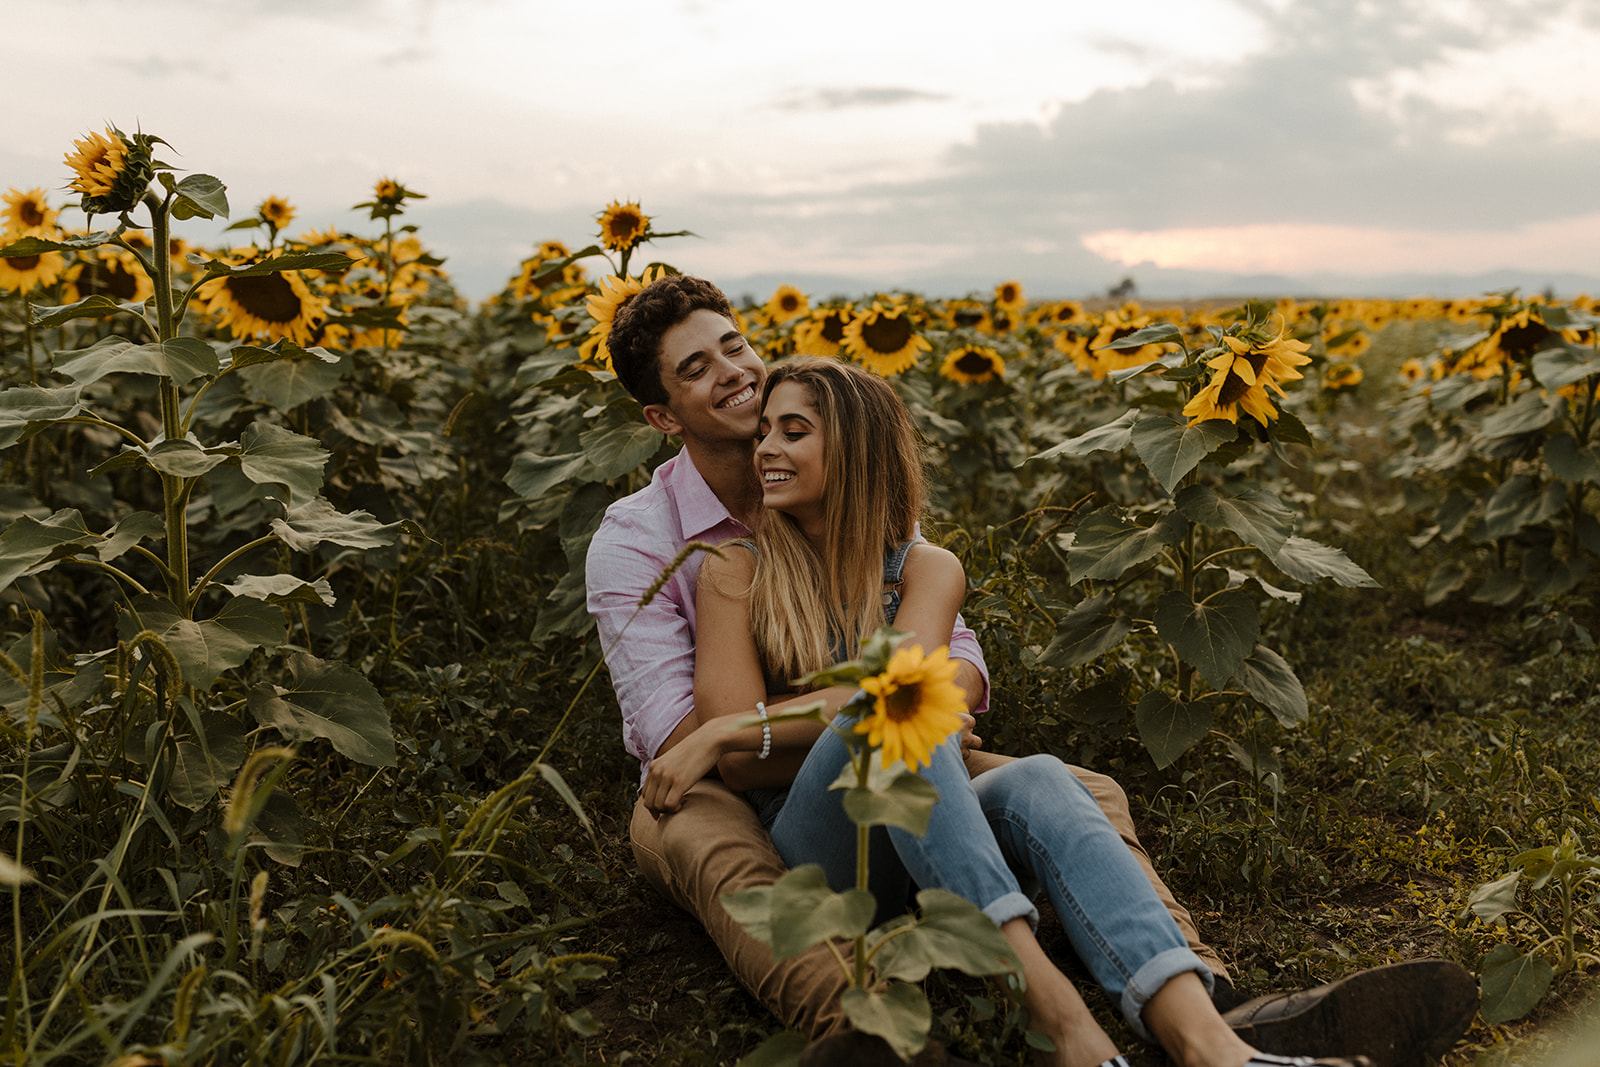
[736,358,927,687]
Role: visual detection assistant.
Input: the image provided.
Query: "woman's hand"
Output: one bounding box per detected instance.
[641,718,730,815]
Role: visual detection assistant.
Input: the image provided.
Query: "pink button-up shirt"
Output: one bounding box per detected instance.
[585,448,990,781]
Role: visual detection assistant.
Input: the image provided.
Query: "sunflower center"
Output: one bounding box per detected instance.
[77,261,138,301]
[18,201,45,227]
[955,350,993,375]
[225,273,305,324]
[884,681,922,722]
[1499,320,1551,358]
[10,255,40,271]
[821,312,847,343]
[609,214,642,242]
[861,313,913,354]
[779,294,800,312]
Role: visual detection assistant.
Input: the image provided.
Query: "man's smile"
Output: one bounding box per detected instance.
[717,384,756,409]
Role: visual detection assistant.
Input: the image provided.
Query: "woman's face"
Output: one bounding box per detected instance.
[755,380,826,529]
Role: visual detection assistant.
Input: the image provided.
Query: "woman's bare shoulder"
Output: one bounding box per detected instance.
[903,541,964,584]
[700,539,757,586]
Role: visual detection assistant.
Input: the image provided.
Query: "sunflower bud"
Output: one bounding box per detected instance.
[64,126,156,217]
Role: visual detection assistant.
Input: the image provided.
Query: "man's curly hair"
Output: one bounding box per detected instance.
[608,275,735,408]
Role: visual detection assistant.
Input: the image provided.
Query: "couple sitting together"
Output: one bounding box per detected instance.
[584,275,1477,1067]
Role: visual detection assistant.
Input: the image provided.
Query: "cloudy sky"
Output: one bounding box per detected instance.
[8,0,1600,300]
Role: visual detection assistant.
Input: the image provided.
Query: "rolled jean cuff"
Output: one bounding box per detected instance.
[981,891,1038,930]
[1119,946,1212,1041]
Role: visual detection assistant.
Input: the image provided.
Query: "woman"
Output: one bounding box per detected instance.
[643,359,1363,1067]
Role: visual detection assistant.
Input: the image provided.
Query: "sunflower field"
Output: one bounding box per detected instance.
[3,126,1599,1066]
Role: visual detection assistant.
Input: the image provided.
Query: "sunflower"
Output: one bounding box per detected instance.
[1085,312,1165,380]
[1399,359,1428,385]
[585,266,667,371]
[1322,362,1363,390]
[993,279,1025,314]
[1182,331,1312,425]
[65,244,154,305]
[259,196,296,231]
[3,188,59,233]
[1030,300,1085,330]
[794,304,853,357]
[941,344,1005,384]
[1490,306,1553,361]
[0,229,67,293]
[854,644,966,772]
[373,178,403,204]
[63,126,154,215]
[842,301,930,376]
[763,284,809,324]
[197,252,329,345]
[597,200,649,253]
[512,240,584,302]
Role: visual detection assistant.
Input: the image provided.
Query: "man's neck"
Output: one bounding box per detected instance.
[681,436,762,527]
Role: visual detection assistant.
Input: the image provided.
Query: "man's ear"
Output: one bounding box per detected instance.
[641,403,683,436]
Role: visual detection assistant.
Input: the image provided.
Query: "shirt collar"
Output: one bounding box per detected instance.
[665,447,748,541]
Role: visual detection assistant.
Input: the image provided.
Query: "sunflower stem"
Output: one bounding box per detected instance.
[853,745,871,991]
[144,191,191,615]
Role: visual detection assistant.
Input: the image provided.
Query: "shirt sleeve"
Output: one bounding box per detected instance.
[947,613,991,716]
[585,511,699,777]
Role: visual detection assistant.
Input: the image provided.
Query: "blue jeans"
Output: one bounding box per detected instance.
[767,714,1211,1038]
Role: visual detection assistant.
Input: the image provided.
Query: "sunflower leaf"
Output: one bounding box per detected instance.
[868,890,1019,983]
[1066,507,1185,582]
[0,232,118,256]
[839,769,940,836]
[168,712,249,810]
[227,339,341,372]
[1424,560,1472,605]
[235,423,329,505]
[1268,536,1381,588]
[1231,645,1308,727]
[1545,434,1600,484]
[0,386,86,449]
[169,173,229,221]
[1522,546,1590,599]
[221,574,338,607]
[1132,416,1238,494]
[1135,691,1212,769]
[1476,389,1564,441]
[722,865,874,961]
[1175,485,1295,556]
[237,348,346,411]
[1022,408,1141,464]
[1479,944,1553,1025]
[580,407,663,480]
[1153,589,1259,689]
[1530,347,1600,390]
[1039,591,1133,668]
[505,451,589,501]
[53,336,219,388]
[120,594,287,690]
[145,440,232,478]
[29,295,146,329]
[1101,323,1183,350]
[1476,475,1544,542]
[270,498,407,553]
[0,509,98,590]
[842,984,931,1063]
[198,252,361,278]
[248,650,395,768]
[1471,568,1525,606]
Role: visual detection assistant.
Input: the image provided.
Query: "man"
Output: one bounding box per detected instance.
[584,275,1476,1064]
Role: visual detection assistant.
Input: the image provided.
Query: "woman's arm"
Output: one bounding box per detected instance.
[642,548,854,813]
[891,542,965,654]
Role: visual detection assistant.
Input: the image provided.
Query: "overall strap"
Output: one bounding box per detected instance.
[881,540,916,623]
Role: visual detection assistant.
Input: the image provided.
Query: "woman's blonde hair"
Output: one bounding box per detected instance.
[735,358,927,687]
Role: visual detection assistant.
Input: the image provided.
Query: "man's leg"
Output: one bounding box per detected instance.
[964,748,1231,984]
[630,778,850,1036]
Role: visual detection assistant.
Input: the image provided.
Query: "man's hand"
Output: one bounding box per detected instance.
[641,718,728,815]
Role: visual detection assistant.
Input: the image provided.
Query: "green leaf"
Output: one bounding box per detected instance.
[1479,943,1553,1024]
[733,1031,808,1067]
[1424,560,1472,606]
[506,451,589,500]
[1,231,117,256]
[221,573,337,607]
[122,595,287,689]
[1477,475,1542,542]
[1472,568,1525,606]
[53,335,219,387]
[841,982,931,1063]
[270,498,407,552]
[0,385,85,449]
[1466,871,1523,924]
[227,338,341,372]
[1135,691,1212,769]
[1269,536,1380,588]
[1546,434,1600,484]
[1061,675,1131,726]
[0,509,97,590]
[1223,737,1282,789]
[580,409,663,480]
[248,650,396,767]
[536,762,595,837]
[253,789,304,866]
[237,348,345,410]
[1231,645,1308,727]
[1531,347,1600,390]
[171,173,229,220]
[1039,592,1133,669]
[1066,507,1185,582]
[29,295,146,329]
[838,765,941,836]
[1270,408,1314,449]
[169,712,248,810]
[1023,408,1141,463]
[1131,416,1237,494]
[198,251,358,277]
[1175,485,1295,556]
[146,440,232,478]
[1102,323,1184,349]
[721,865,875,961]
[236,423,329,505]
[1153,589,1259,690]
[1523,547,1590,599]
[1477,389,1563,441]
[868,889,1019,982]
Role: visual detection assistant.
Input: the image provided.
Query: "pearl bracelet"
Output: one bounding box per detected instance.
[756,701,771,760]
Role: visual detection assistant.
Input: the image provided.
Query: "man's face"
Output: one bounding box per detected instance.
[643,308,766,446]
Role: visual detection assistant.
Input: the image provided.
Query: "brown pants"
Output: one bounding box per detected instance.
[629,749,1228,1037]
